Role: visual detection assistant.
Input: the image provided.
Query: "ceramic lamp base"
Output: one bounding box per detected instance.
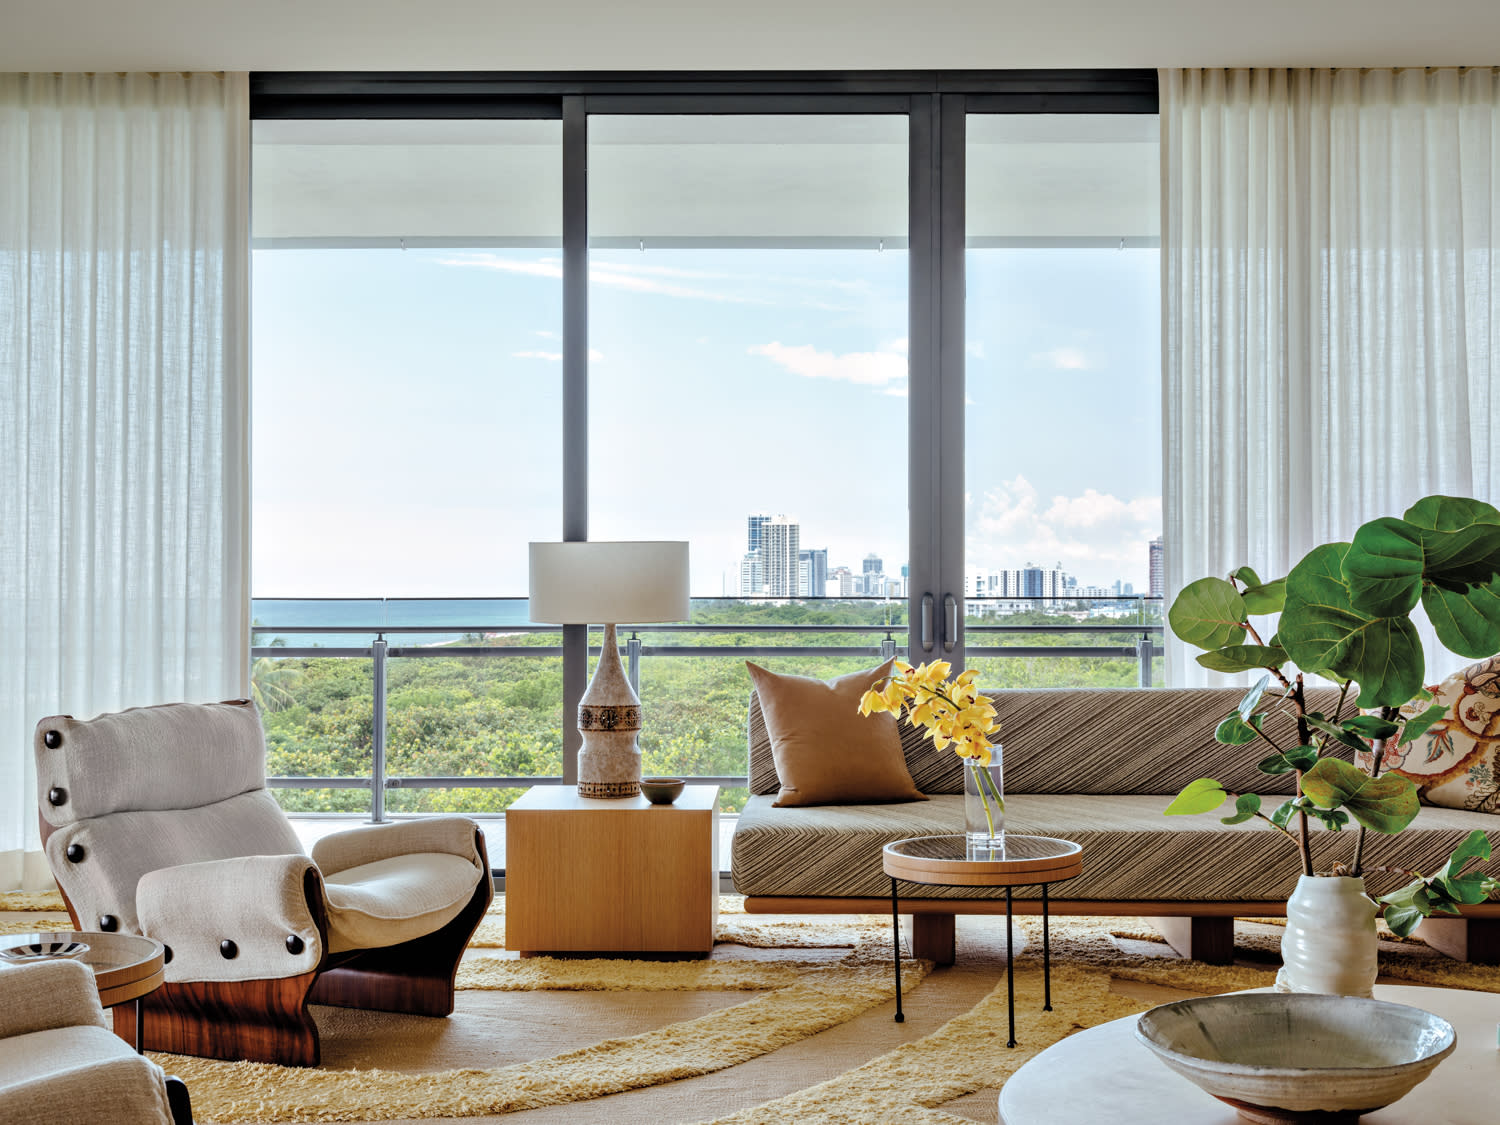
[577,623,643,799]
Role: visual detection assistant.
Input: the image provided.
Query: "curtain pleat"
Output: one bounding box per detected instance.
[1162,67,1500,686]
[0,72,250,890]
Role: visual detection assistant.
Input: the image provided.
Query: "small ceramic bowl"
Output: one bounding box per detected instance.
[641,777,686,805]
[0,940,90,963]
[1135,993,1456,1123]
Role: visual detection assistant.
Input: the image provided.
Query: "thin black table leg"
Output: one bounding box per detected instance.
[135,998,144,1053]
[1005,884,1016,1047]
[890,876,904,1023]
[1042,882,1052,1012]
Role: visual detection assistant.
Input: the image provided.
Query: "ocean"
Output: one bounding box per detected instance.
[251,598,537,649]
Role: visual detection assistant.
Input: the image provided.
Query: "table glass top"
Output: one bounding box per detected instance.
[884,834,1082,863]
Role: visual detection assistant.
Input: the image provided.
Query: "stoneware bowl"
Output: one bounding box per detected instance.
[0,939,90,963]
[641,777,685,805]
[1135,993,1457,1124]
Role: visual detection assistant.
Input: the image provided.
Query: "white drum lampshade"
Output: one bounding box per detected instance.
[529,542,690,797]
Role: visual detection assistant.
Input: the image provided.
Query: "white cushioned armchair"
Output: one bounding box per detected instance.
[35,699,493,1066]
[0,959,192,1124]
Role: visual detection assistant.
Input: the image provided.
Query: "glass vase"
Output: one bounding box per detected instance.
[964,749,1005,857]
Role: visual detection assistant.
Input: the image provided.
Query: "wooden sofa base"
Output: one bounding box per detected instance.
[743,896,1500,966]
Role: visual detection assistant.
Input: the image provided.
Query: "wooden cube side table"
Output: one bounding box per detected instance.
[504,784,719,955]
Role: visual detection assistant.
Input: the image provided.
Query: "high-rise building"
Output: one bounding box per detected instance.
[761,514,800,597]
[1021,561,1067,600]
[830,565,853,597]
[747,512,771,554]
[863,553,882,575]
[1148,536,1165,599]
[798,548,828,598]
[739,551,764,597]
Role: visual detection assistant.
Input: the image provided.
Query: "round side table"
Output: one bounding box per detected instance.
[882,833,1083,1046]
[0,930,165,1052]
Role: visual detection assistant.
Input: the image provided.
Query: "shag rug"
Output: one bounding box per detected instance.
[136,903,1500,1125]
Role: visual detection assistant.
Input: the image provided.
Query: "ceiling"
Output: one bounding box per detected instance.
[2,0,1499,72]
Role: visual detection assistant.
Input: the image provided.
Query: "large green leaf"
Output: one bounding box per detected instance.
[1239,674,1272,722]
[1241,579,1287,615]
[1342,715,1400,741]
[1164,778,1229,816]
[1398,704,1449,746]
[1257,745,1320,775]
[1299,758,1420,834]
[1220,793,1261,825]
[1280,543,1425,707]
[1345,518,1424,617]
[1215,712,1263,745]
[1440,829,1492,880]
[1421,523,1500,591]
[1404,495,1500,531]
[1422,575,1500,659]
[1169,578,1249,650]
[1197,645,1288,673]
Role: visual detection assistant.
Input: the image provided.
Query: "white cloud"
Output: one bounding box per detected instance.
[967,475,1161,586]
[534,330,559,340]
[888,337,910,355]
[1030,346,1093,371]
[748,341,908,387]
[883,386,910,398]
[967,340,986,360]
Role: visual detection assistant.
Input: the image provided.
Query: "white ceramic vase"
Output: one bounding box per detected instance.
[1275,874,1379,998]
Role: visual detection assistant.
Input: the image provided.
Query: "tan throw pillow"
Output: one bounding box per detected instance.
[1356,655,1500,814]
[746,659,927,808]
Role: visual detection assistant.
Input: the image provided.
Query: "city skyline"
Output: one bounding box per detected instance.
[734,509,1160,601]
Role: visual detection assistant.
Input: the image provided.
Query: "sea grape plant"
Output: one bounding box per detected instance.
[1164,495,1500,935]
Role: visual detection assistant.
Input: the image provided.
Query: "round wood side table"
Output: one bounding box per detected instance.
[882,833,1084,1046]
[1,930,165,1052]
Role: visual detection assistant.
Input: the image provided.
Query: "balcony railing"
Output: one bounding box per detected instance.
[252,596,1163,821]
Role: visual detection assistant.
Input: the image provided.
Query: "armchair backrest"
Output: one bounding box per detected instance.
[35,700,303,936]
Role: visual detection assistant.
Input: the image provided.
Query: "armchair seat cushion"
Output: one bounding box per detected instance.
[322,852,482,953]
[0,1025,174,1124]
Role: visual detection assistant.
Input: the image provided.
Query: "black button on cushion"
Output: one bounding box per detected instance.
[47,787,67,806]
[220,940,238,959]
[43,730,62,748]
[286,934,305,955]
[98,915,118,932]
[65,843,85,863]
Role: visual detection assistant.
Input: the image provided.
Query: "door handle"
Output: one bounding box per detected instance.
[921,593,935,652]
[943,593,958,653]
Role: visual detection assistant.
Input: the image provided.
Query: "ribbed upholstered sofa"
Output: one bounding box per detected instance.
[730,686,1500,964]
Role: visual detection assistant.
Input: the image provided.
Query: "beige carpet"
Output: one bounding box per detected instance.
[142,907,1500,1125]
[7,893,1497,1124]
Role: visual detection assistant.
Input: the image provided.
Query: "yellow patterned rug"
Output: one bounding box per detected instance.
[143,910,1500,1125]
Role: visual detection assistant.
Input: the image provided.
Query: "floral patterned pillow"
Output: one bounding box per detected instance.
[1358,655,1500,814]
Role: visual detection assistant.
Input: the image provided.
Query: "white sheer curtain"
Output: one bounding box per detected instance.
[1161,67,1500,686]
[0,73,250,891]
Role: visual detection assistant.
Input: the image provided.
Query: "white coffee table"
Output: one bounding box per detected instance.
[999,984,1497,1124]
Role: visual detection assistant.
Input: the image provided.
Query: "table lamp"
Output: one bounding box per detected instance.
[529,541,691,798]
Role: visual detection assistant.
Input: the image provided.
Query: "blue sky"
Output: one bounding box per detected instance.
[251,246,1159,597]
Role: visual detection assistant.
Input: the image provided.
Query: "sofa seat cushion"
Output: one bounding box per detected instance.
[0,1024,173,1124]
[322,852,480,953]
[730,794,1500,903]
